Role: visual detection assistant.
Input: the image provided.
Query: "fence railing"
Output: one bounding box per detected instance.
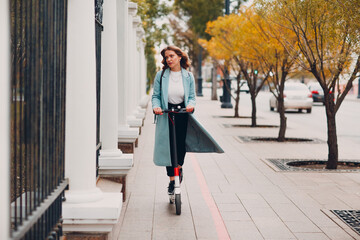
[95,0,104,177]
[10,0,68,239]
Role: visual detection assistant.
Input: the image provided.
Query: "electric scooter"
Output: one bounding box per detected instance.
[162,106,190,215]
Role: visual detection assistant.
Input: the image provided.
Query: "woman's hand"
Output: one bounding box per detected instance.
[186,105,194,113]
[153,107,163,115]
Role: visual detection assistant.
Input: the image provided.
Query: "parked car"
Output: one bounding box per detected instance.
[239,80,250,93]
[307,82,324,104]
[269,82,313,113]
[232,79,250,93]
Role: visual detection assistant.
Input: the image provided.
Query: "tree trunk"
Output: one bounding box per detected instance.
[211,60,218,100]
[324,95,338,169]
[193,63,199,94]
[234,95,239,117]
[234,75,241,117]
[277,97,286,141]
[251,94,256,127]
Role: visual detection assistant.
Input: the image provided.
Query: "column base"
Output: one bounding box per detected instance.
[135,110,145,119]
[99,149,123,159]
[65,188,104,203]
[127,116,142,127]
[138,107,146,113]
[63,192,122,233]
[118,125,139,143]
[118,126,139,153]
[99,152,133,176]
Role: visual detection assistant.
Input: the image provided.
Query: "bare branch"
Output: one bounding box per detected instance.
[335,55,360,113]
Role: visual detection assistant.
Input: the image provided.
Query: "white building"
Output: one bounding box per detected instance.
[0,0,148,239]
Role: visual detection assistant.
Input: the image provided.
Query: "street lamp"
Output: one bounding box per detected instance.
[221,0,233,108]
[197,46,203,97]
[225,0,230,15]
[221,67,233,108]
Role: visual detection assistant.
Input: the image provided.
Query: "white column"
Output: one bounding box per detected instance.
[131,16,145,118]
[134,26,145,113]
[117,0,139,143]
[141,42,149,106]
[137,27,149,109]
[100,0,120,151]
[126,2,142,127]
[65,0,100,202]
[127,9,135,115]
[0,1,11,239]
[63,0,122,232]
[99,0,133,174]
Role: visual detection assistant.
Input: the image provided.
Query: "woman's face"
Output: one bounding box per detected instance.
[164,50,181,70]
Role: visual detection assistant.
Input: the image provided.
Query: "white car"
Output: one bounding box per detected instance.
[239,80,250,93]
[270,82,313,113]
[232,79,250,93]
[307,82,325,104]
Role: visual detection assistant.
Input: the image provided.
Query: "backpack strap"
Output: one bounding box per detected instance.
[159,69,165,95]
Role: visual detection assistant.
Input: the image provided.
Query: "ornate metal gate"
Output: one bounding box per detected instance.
[10,0,68,239]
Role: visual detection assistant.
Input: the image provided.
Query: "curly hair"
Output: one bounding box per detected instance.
[160,45,191,70]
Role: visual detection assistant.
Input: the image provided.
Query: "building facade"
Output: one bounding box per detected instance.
[0,0,148,239]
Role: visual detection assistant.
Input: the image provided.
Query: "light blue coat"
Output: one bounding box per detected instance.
[152,68,224,166]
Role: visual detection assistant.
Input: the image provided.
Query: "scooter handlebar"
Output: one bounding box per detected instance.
[163,108,188,113]
[154,107,194,115]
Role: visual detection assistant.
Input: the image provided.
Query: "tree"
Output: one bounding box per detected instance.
[174,0,223,39]
[132,0,171,89]
[173,0,247,95]
[246,7,299,140]
[201,13,270,125]
[169,16,201,76]
[257,0,360,168]
[199,15,241,117]
[227,12,268,126]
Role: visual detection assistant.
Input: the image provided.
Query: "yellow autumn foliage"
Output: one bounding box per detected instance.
[255,0,360,86]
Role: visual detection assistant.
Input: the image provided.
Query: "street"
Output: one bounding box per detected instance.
[234,90,360,153]
[116,88,360,240]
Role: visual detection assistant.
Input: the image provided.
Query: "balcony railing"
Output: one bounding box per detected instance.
[10,0,68,239]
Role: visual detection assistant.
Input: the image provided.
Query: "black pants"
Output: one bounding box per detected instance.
[166,102,188,177]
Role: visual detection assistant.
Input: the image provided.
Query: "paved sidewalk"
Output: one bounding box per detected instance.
[345,94,360,102]
[116,90,360,240]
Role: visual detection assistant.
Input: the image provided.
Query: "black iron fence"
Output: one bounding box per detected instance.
[95,0,104,177]
[10,0,68,239]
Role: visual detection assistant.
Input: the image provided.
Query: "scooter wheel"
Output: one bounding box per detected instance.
[175,194,181,215]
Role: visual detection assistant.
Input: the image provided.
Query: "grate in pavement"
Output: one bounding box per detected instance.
[223,124,278,128]
[214,115,252,119]
[237,136,325,143]
[331,210,360,235]
[264,159,360,172]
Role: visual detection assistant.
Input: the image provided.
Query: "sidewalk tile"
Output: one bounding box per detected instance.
[115,90,359,240]
[318,227,356,240]
[225,220,264,240]
[294,232,330,240]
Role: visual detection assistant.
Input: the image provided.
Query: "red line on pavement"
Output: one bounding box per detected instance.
[189,153,230,240]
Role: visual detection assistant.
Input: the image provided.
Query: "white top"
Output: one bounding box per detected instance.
[168,70,184,104]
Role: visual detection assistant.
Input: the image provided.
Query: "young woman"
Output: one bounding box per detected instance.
[152,45,223,195]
